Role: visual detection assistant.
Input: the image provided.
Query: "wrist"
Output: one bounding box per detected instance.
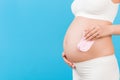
[109,25,114,35]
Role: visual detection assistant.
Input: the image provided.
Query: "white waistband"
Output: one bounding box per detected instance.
[73,54,117,66]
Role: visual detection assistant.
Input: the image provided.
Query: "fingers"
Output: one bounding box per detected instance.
[84,27,95,37]
[63,56,76,68]
[87,31,101,40]
[84,24,101,40]
[62,52,76,69]
[85,27,97,39]
[92,33,101,40]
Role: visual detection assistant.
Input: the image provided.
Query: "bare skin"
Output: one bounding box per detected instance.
[62,16,114,68]
[62,0,120,69]
[112,0,120,3]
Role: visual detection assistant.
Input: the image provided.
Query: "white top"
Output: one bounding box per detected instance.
[71,0,119,23]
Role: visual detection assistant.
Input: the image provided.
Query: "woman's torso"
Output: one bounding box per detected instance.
[63,0,119,63]
[63,16,114,63]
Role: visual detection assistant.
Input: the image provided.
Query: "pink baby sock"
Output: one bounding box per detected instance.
[77,33,94,52]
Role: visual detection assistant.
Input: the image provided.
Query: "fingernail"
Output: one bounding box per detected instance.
[74,66,76,69]
[73,66,76,69]
[85,37,88,40]
[72,65,75,68]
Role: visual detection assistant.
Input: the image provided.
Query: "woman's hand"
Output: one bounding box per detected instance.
[84,24,113,41]
[62,52,76,69]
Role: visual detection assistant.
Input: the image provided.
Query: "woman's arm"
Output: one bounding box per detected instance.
[84,24,120,41]
[110,25,120,35]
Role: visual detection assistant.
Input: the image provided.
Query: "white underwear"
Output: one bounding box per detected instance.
[73,54,120,80]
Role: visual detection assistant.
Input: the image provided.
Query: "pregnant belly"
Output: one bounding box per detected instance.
[63,16,114,62]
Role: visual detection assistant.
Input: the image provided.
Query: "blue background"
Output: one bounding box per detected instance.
[0,0,120,80]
